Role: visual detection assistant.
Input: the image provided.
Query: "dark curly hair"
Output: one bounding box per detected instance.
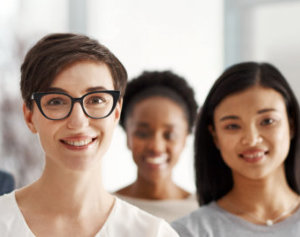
[120,70,198,133]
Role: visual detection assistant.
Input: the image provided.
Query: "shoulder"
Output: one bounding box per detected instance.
[101,198,179,236]
[0,192,25,234]
[114,193,198,222]
[0,191,16,214]
[171,202,221,237]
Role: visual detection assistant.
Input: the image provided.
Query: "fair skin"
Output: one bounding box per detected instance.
[211,85,300,225]
[116,97,190,200]
[18,61,122,236]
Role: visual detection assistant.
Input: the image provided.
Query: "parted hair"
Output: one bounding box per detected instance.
[21,33,127,109]
[195,62,300,205]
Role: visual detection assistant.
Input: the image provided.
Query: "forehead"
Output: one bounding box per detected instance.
[214,86,287,118]
[129,96,188,126]
[50,61,114,93]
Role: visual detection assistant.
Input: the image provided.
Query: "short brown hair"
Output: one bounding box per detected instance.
[21,33,127,109]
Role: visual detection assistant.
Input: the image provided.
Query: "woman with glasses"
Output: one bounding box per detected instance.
[115,71,199,222]
[0,33,178,236]
[172,62,300,236]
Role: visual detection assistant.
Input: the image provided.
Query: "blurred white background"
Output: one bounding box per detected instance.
[1,0,299,193]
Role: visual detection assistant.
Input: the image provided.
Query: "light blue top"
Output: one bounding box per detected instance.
[172,201,300,237]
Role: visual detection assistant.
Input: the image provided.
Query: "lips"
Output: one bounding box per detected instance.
[145,154,168,165]
[239,149,268,162]
[60,136,97,148]
[63,138,93,147]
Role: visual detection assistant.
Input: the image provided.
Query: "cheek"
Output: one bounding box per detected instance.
[267,126,291,159]
[129,137,146,157]
[217,132,238,150]
[170,140,186,157]
[32,115,55,144]
[216,134,240,162]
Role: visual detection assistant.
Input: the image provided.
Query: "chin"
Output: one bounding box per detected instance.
[60,155,102,172]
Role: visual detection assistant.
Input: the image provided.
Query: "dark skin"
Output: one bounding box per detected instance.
[117,175,189,200]
[116,96,191,200]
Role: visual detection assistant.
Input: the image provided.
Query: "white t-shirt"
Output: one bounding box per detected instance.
[0,192,178,237]
[115,193,198,222]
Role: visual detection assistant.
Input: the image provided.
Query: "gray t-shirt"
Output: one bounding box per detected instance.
[171,201,300,237]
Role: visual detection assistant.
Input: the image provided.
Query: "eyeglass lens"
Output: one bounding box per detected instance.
[40,92,114,119]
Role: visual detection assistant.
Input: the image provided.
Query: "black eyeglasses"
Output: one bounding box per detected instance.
[31,90,120,120]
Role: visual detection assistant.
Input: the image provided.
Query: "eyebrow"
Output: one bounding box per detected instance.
[46,86,108,93]
[219,108,277,121]
[136,122,150,128]
[257,108,277,114]
[219,115,239,121]
[135,122,176,130]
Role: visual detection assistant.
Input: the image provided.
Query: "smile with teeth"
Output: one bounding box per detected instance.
[240,151,267,159]
[146,154,168,165]
[62,138,94,147]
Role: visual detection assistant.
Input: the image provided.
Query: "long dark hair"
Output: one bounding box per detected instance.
[195,62,300,205]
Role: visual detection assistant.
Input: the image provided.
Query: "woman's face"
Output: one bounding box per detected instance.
[125,96,189,183]
[23,61,121,172]
[211,86,292,181]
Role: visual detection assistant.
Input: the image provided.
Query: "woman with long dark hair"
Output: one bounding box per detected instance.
[172,62,300,236]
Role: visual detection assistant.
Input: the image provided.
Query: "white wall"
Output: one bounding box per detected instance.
[87,0,224,192]
[225,0,300,100]
[251,1,300,100]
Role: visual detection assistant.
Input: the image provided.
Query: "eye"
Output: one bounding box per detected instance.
[260,118,276,126]
[46,97,68,106]
[134,130,151,139]
[224,124,240,130]
[87,96,105,105]
[164,131,176,141]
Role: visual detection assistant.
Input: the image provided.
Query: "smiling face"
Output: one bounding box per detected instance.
[125,97,189,183]
[23,61,121,172]
[211,86,292,181]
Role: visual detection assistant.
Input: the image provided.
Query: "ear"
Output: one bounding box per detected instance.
[114,99,123,122]
[23,103,37,133]
[208,125,219,149]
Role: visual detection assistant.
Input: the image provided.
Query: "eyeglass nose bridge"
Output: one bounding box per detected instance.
[68,96,89,118]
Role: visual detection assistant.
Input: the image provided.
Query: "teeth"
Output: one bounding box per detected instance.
[64,138,92,147]
[146,154,168,164]
[242,152,265,159]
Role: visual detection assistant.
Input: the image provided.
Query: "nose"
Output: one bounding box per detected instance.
[241,125,263,146]
[147,133,166,154]
[66,102,89,129]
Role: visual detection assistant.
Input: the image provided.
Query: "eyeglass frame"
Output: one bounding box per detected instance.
[31,90,121,120]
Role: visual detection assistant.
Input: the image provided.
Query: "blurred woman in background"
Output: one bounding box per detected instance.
[116,71,199,222]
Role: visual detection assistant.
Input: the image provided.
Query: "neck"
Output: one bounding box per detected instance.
[17,160,113,218]
[218,166,300,224]
[231,167,296,206]
[119,174,188,200]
